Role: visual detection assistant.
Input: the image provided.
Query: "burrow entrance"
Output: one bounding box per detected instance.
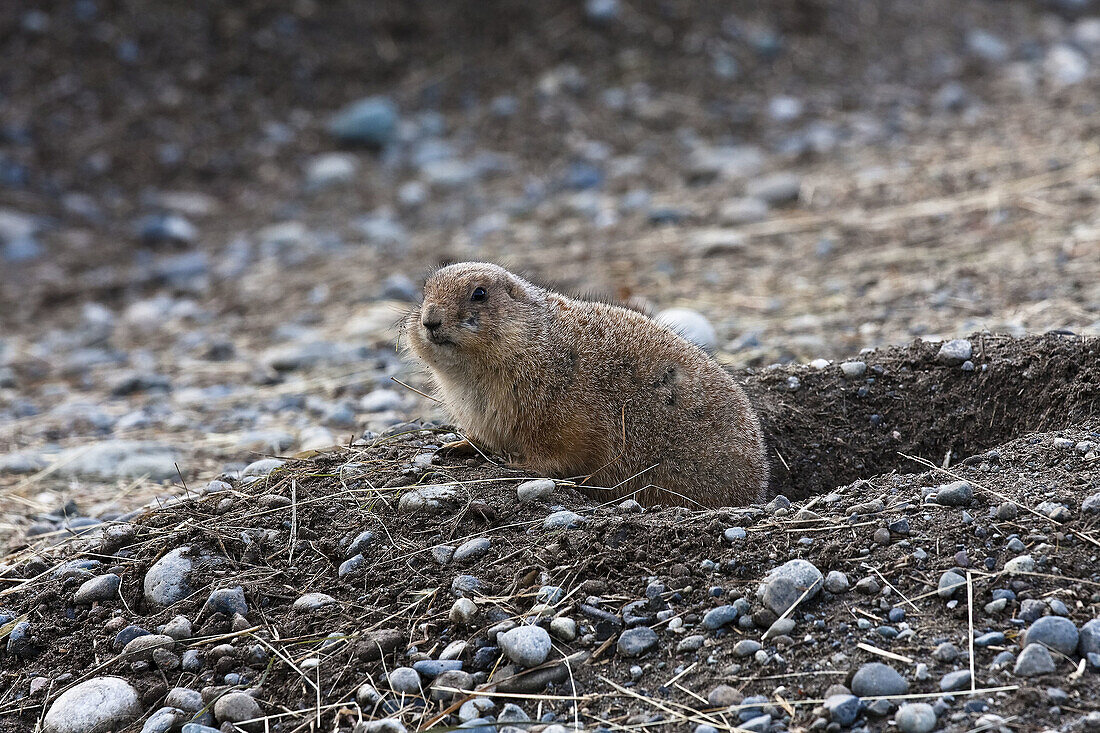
[743,333,1099,500]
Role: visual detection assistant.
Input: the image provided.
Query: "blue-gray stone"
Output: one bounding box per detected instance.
[933,643,960,663]
[940,670,972,692]
[386,666,421,694]
[497,703,529,723]
[339,554,365,577]
[851,662,908,697]
[74,574,121,603]
[938,570,965,598]
[112,625,149,650]
[937,339,972,364]
[585,0,620,22]
[740,714,772,733]
[458,719,495,733]
[2,236,43,262]
[453,538,491,563]
[412,660,463,678]
[934,481,973,506]
[738,696,769,722]
[143,547,194,606]
[205,586,247,616]
[181,649,203,672]
[140,706,180,733]
[824,694,860,725]
[760,559,823,614]
[139,213,197,245]
[616,626,658,657]
[702,605,740,630]
[1078,618,1100,657]
[734,639,762,657]
[6,620,36,658]
[1014,643,1056,676]
[895,703,937,733]
[451,575,484,597]
[1023,616,1079,656]
[499,625,552,667]
[974,631,1006,647]
[327,97,398,146]
[543,510,582,530]
[723,527,747,542]
[43,677,142,733]
[471,645,500,671]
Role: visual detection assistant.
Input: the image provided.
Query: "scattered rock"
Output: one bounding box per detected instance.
[498,625,552,667]
[327,96,398,146]
[937,339,972,365]
[1022,616,1079,656]
[516,479,555,503]
[702,605,740,630]
[544,510,582,530]
[940,670,972,692]
[387,667,422,694]
[933,481,973,506]
[144,547,195,606]
[306,152,359,189]
[204,587,248,617]
[824,694,861,726]
[213,692,261,724]
[399,486,457,515]
[54,440,180,481]
[1079,619,1100,657]
[760,559,823,614]
[74,574,121,604]
[1014,643,1056,676]
[824,571,850,594]
[43,677,141,733]
[851,662,908,697]
[617,626,659,657]
[454,538,491,563]
[745,172,801,204]
[292,593,337,611]
[938,570,965,599]
[895,703,937,733]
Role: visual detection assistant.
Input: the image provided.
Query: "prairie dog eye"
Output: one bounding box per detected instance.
[471,287,488,302]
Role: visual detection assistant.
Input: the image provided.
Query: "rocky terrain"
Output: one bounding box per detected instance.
[2,1,1100,731]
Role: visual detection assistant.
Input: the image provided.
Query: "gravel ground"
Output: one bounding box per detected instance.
[2,1,1100,731]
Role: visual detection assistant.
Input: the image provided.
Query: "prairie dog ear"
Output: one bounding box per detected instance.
[506,276,530,302]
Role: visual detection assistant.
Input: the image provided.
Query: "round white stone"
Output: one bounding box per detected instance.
[44,677,141,733]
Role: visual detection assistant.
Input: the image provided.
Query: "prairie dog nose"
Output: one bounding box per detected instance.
[421,305,443,331]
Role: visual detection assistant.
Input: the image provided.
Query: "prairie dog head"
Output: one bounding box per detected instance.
[405,262,541,374]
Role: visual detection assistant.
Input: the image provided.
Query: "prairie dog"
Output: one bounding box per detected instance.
[404,262,768,508]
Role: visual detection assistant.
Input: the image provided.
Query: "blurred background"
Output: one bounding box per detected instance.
[1,0,1099,526]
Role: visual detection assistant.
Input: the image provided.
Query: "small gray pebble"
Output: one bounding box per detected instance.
[617,626,658,657]
[516,479,555,503]
[498,625,552,667]
[1014,643,1056,677]
[851,662,908,697]
[824,694,860,726]
[895,703,937,733]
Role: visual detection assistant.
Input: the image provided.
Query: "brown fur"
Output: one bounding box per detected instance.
[404,262,769,508]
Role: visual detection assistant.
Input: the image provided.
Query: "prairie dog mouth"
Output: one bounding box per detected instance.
[426,331,455,347]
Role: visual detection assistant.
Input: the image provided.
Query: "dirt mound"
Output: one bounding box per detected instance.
[1,334,1098,732]
[753,332,1100,499]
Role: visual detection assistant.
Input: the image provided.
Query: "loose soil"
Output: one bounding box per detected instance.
[1,334,1097,732]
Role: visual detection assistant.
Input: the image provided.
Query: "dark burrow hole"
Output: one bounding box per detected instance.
[743,333,1099,501]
